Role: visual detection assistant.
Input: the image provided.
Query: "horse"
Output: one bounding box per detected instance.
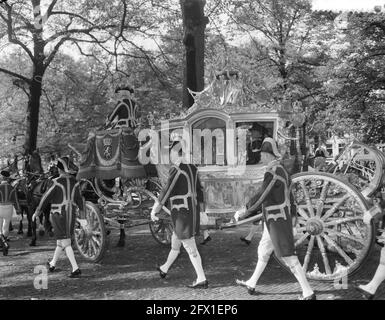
[15,152,55,246]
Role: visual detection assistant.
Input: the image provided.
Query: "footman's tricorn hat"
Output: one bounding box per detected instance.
[260,137,281,158]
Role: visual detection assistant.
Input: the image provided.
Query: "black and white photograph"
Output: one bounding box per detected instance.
[0,0,385,308]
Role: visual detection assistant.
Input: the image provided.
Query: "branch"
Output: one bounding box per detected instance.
[3,3,34,61]
[0,67,30,83]
[46,0,58,18]
[44,36,70,70]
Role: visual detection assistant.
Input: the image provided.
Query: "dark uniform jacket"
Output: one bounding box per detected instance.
[35,174,84,240]
[158,163,204,240]
[107,98,138,128]
[0,181,20,211]
[246,161,295,257]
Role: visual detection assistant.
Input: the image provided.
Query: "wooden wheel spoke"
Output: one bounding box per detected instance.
[324,229,365,246]
[90,239,98,254]
[316,235,332,275]
[296,217,307,225]
[296,226,307,233]
[295,232,310,247]
[316,181,330,217]
[92,235,101,247]
[300,180,316,217]
[321,194,351,221]
[324,217,362,227]
[303,235,315,273]
[298,207,310,220]
[88,239,94,256]
[83,238,89,254]
[321,234,354,266]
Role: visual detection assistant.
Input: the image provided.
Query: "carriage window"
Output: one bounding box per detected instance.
[191,117,226,166]
[235,121,274,165]
[326,144,333,157]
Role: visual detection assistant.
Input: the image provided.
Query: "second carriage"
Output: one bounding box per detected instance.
[69,90,174,263]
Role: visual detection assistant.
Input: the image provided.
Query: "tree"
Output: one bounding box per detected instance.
[180,0,209,108]
[0,0,168,155]
[322,11,385,143]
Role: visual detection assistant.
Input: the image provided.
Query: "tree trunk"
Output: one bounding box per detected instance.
[24,1,45,155]
[24,66,43,155]
[180,0,208,109]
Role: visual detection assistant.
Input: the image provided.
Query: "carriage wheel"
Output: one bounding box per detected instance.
[149,212,173,246]
[328,142,385,198]
[275,172,375,281]
[140,184,173,246]
[74,201,107,263]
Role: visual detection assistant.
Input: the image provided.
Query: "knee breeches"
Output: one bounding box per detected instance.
[257,224,274,262]
[56,238,71,249]
[171,232,198,257]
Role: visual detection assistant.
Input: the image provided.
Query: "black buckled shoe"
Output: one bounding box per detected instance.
[2,244,9,256]
[156,265,167,279]
[236,279,257,295]
[187,280,208,289]
[1,236,9,256]
[355,285,375,300]
[69,269,81,278]
[240,237,251,246]
[46,261,55,272]
[298,292,317,300]
[201,236,212,245]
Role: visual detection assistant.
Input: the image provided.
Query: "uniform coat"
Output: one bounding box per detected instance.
[246,161,295,257]
[35,174,84,240]
[0,180,20,219]
[158,163,204,240]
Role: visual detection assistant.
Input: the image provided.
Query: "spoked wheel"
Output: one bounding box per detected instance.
[140,182,173,246]
[328,142,385,198]
[275,172,375,281]
[74,201,107,262]
[149,211,173,246]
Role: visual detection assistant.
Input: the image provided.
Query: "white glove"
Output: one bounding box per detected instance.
[234,206,246,222]
[32,211,39,221]
[363,206,382,225]
[150,211,159,222]
[363,211,372,225]
[150,201,161,222]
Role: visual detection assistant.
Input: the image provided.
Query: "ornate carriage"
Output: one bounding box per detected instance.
[70,75,385,282]
[154,72,385,282]
[69,97,173,263]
